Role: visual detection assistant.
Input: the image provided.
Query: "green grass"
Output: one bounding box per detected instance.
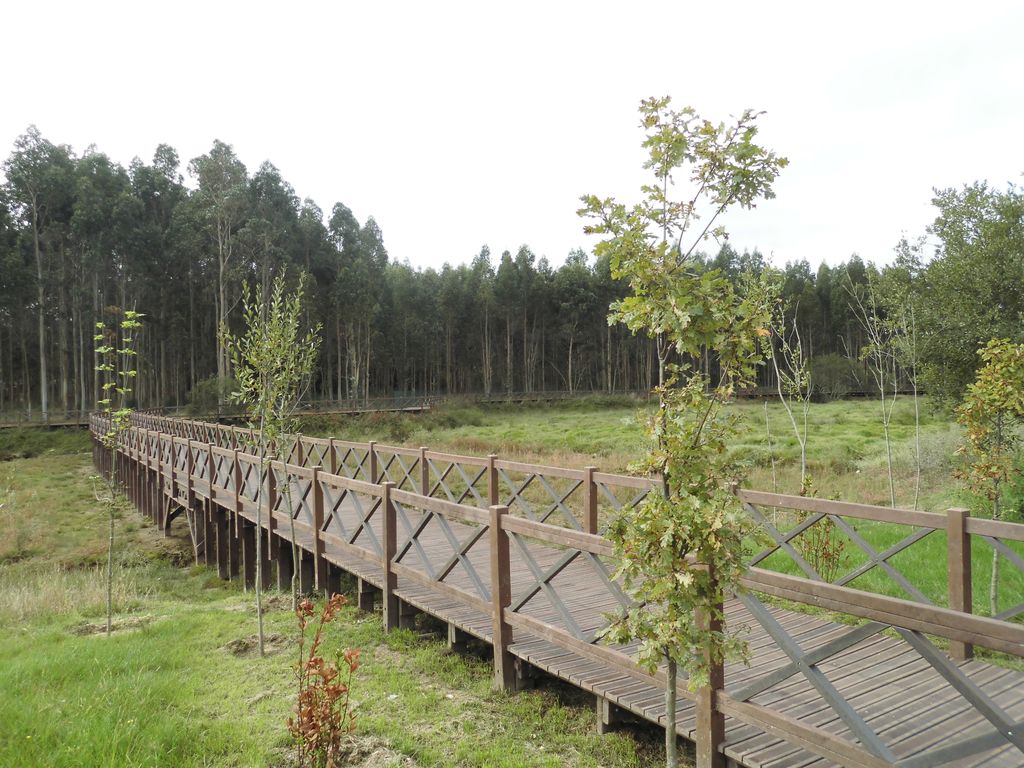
[0,450,668,767]
[0,426,90,461]
[299,396,964,510]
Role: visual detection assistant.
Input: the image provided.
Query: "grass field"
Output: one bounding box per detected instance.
[0,445,667,767]
[299,395,968,511]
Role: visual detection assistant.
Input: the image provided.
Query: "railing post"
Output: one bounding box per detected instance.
[947,507,973,660]
[419,447,429,495]
[183,440,195,540]
[368,440,378,483]
[154,430,163,525]
[328,438,338,475]
[232,449,242,536]
[226,449,240,579]
[381,481,399,631]
[202,443,215,565]
[584,466,598,534]
[489,504,515,691]
[143,429,153,521]
[695,563,725,768]
[311,465,328,594]
[488,454,499,507]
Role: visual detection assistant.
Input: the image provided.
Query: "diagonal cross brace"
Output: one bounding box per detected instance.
[429,513,490,602]
[830,516,933,604]
[344,491,383,557]
[731,621,887,702]
[324,485,351,540]
[393,501,437,579]
[744,501,824,580]
[740,592,898,763]
[451,462,487,506]
[382,453,417,490]
[895,719,1024,767]
[509,532,584,641]
[895,627,1024,755]
[510,545,632,626]
[534,474,584,530]
[596,482,649,513]
[498,469,539,521]
[982,536,1024,621]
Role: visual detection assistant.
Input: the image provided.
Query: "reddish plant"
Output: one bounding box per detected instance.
[288,594,360,768]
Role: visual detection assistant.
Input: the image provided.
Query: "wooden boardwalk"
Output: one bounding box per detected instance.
[96,414,1024,767]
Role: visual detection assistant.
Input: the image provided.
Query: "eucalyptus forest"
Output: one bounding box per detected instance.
[1,126,1022,421]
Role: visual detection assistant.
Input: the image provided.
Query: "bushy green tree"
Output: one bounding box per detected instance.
[920,183,1024,402]
[955,338,1024,615]
[579,96,786,768]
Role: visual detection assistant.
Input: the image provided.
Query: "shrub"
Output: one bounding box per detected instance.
[289,594,360,768]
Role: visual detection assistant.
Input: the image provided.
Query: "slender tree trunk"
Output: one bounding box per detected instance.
[991,493,1001,617]
[764,400,778,494]
[255,431,267,656]
[666,656,677,767]
[32,215,48,424]
[879,368,895,508]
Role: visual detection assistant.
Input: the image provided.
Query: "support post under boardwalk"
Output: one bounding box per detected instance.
[356,577,376,612]
[326,564,342,596]
[448,623,469,652]
[381,482,399,631]
[203,501,216,567]
[277,540,294,591]
[298,550,315,595]
[489,504,514,691]
[241,521,256,591]
[227,513,241,579]
[258,529,274,589]
[215,507,229,580]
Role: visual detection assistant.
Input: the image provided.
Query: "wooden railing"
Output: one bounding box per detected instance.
[94,412,1024,768]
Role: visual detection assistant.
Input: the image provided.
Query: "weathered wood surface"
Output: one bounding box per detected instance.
[96,414,1024,767]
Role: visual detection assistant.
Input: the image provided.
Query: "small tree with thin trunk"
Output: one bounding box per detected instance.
[94,307,143,637]
[955,338,1024,615]
[846,275,899,507]
[224,274,321,654]
[579,96,786,768]
[767,295,813,492]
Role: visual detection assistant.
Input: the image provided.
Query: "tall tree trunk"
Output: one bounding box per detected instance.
[33,216,48,424]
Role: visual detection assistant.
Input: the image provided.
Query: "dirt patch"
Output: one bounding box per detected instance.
[338,735,418,767]
[373,644,404,667]
[71,614,154,636]
[266,736,417,768]
[263,593,294,612]
[224,632,288,656]
[225,593,295,613]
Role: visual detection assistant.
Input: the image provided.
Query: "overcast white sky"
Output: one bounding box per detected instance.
[2,1,1021,271]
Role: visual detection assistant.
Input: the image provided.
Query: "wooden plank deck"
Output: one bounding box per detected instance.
[98,419,1024,768]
